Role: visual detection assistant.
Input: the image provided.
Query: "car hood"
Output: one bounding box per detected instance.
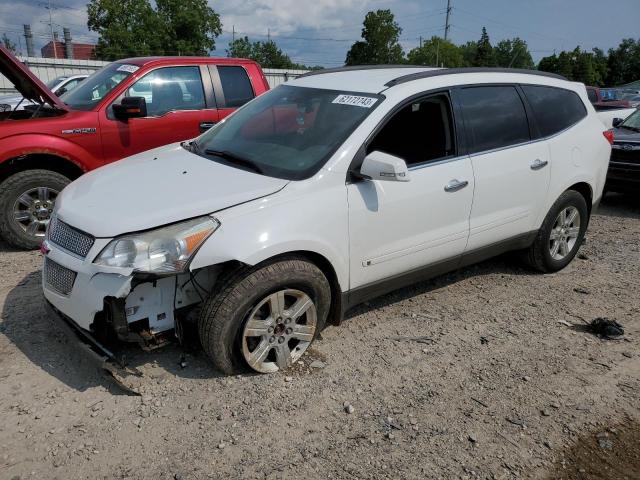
[0,45,67,110]
[55,143,289,237]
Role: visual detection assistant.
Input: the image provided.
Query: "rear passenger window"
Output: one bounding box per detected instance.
[218,66,255,108]
[459,86,530,154]
[522,85,587,138]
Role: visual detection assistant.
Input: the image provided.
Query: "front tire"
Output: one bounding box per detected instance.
[524,190,589,273]
[198,258,331,375]
[0,170,70,250]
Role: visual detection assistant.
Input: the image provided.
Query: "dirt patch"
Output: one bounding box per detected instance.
[0,194,639,479]
[545,420,640,479]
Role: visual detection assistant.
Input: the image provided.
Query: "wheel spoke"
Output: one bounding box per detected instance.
[566,227,580,238]
[558,239,569,257]
[244,317,271,337]
[288,296,312,321]
[291,323,314,342]
[246,340,271,369]
[268,291,286,317]
[13,210,31,222]
[550,240,561,258]
[274,343,292,370]
[25,220,40,236]
[565,209,578,226]
[38,187,50,202]
[17,193,34,208]
[549,230,561,241]
[558,209,567,225]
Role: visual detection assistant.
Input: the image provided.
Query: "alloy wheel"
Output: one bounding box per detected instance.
[549,206,581,261]
[12,186,59,238]
[241,289,317,373]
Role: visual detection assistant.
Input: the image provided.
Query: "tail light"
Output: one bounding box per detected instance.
[603,130,614,145]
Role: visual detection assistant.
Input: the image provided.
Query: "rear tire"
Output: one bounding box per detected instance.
[0,170,70,250]
[198,258,331,375]
[524,190,588,273]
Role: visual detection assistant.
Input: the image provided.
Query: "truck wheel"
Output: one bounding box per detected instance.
[524,190,588,273]
[199,258,331,375]
[0,170,70,250]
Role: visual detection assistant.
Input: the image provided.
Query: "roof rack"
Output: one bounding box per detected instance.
[297,64,426,79]
[384,67,567,87]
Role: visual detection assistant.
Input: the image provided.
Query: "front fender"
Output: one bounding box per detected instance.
[0,133,96,171]
[190,172,350,291]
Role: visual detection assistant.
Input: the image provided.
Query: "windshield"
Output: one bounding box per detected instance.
[60,63,137,111]
[621,109,640,130]
[194,85,382,180]
[45,76,68,89]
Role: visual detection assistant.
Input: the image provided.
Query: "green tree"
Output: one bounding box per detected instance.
[88,0,221,59]
[2,33,17,54]
[474,27,494,67]
[227,36,253,59]
[606,38,640,85]
[538,47,607,85]
[345,9,404,65]
[88,0,164,59]
[494,37,534,69]
[407,36,463,67]
[155,0,221,56]
[459,41,477,67]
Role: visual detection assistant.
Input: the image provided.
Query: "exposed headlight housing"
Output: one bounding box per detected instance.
[94,216,219,274]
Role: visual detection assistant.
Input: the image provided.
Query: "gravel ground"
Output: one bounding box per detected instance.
[0,194,639,480]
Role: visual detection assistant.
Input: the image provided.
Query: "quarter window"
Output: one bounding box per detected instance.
[218,66,255,108]
[367,94,456,166]
[126,66,205,117]
[459,86,530,154]
[522,85,587,138]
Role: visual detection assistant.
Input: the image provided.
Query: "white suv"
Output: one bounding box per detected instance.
[42,67,612,374]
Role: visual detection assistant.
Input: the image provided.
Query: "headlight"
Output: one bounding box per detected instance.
[94,216,219,273]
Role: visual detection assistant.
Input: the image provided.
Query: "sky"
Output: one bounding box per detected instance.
[0,0,639,67]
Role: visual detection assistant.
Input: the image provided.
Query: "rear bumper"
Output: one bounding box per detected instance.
[606,162,640,192]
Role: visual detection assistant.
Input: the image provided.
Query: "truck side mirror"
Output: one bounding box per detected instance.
[113,96,147,120]
[612,118,623,128]
[358,150,410,182]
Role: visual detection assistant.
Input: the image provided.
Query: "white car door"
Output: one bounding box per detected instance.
[347,93,474,293]
[455,85,551,252]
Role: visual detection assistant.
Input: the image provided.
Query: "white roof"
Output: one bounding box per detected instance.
[287,67,574,94]
[288,67,436,94]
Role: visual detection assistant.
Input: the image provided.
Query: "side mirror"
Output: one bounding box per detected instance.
[612,117,624,127]
[55,87,66,96]
[112,96,147,120]
[358,150,410,182]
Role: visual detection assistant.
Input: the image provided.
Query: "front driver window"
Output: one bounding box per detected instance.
[368,93,456,166]
[125,66,206,117]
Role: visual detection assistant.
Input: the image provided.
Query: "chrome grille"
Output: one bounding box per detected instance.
[48,215,95,258]
[44,258,77,295]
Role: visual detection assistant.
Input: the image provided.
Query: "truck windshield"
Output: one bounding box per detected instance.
[194,85,382,180]
[620,109,640,130]
[60,63,136,111]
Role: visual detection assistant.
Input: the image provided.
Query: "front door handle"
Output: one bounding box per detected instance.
[444,179,469,192]
[530,159,548,170]
[199,121,217,132]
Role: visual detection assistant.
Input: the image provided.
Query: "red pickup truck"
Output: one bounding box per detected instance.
[0,45,270,249]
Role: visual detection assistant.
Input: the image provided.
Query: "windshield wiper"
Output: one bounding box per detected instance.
[204,149,264,174]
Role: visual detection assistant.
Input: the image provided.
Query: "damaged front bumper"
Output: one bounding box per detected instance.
[42,239,219,351]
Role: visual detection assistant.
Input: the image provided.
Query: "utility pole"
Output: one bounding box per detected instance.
[232,25,235,43]
[444,0,452,41]
[47,0,57,58]
[419,36,423,49]
[267,28,270,42]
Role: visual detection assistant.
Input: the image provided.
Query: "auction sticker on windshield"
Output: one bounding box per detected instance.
[332,94,378,108]
[116,64,140,74]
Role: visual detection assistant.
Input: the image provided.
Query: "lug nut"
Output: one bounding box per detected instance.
[285,327,293,335]
[268,326,274,333]
[269,336,276,343]
[285,317,291,324]
[278,337,285,344]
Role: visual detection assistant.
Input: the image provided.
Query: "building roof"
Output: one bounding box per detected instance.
[41,41,96,60]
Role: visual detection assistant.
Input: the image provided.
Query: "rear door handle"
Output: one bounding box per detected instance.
[199,121,217,132]
[530,159,548,170]
[444,179,469,192]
